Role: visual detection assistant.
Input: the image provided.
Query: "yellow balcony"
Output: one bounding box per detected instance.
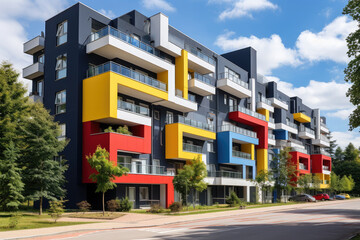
[315,173,330,189]
[293,113,311,123]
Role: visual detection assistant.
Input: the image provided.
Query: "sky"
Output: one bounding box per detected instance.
[0,0,358,149]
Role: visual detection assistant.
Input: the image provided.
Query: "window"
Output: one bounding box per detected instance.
[224,94,227,105]
[38,54,44,64]
[58,124,66,141]
[206,95,213,101]
[117,156,131,169]
[166,111,173,124]
[37,80,44,96]
[225,67,240,81]
[188,72,192,80]
[229,97,237,111]
[139,103,149,116]
[154,110,160,120]
[56,54,67,80]
[56,20,68,46]
[55,90,66,114]
[207,142,214,152]
[139,187,149,201]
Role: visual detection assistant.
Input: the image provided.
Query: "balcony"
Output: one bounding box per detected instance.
[289,138,305,148]
[22,62,44,80]
[207,170,243,179]
[233,150,251,160]
[24,36,44,55]
[322,165,331,175]
[117,100,152,126]
[291,147,308,155]
[220,124,257,139]
[320,122,330,134]
[299,126,315,139]
[268,117,275,129]
[183,143,202,154]
[119,163,175,176]
[217,73,251,99]
[275,119,298,134]
[206,170,257,186]
[257,96,274,112]
[293,112,311,123]
[268,97,288,110]
[231,106,266,121]
[312,134,330,148]
[184,44,215,74]
[289,151,310,175]
[188,73,216,96]
[299,163,307,170]
[268,133,276,146]
[28,92,43,103]
[313,148,331,157]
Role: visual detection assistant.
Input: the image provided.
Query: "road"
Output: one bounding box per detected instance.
[27,199,360,240]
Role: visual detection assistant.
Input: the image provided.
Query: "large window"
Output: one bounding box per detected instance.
[37,80,43,96]
[55,90,66,114]
[139,187,149,201]
[56,54,67,80]
[56,20,68,46]
[58,124,66,141]
[225,67,240,81]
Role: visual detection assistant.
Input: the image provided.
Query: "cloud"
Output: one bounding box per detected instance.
[142,0,175,12]
[327,108,354,120]
[215,32,301,75]
[209,0,278,20]
[99,9,116,19]
[296,16,357,63]
[332,131,360,149]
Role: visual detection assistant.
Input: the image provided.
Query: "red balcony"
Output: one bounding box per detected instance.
[311,154,331,174]
[289,151,311,176]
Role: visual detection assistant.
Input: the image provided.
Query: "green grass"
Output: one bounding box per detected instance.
[66,212,124,220]
[351,234,360,240]
[0,212,92,232]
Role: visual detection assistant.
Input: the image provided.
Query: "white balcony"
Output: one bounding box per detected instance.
[24,36,44,55]
[268,117,275,129]
[186,48,215,75]
[217,73,251,99]
[29,93,43,103]
[275,122,298,134]
[268,133,276,146]
[188,73,215,96]
[22,62,44,80]
[312,136,330,148]
[320,123,330,134]
[269,97,288,110]
[298,126,315,139]
[158,95,198,112]
[257,96,274,112]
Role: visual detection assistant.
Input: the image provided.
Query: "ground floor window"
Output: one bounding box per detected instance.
[139,187,149,201]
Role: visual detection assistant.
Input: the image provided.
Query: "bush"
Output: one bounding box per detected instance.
[119,197,132,212]
[147,204,164,213]
[104,126,114,133]
[116,125,132,135]
[76,201,91,214]
[107,199,120,212]
[8,212,22,228]
[169,202,182,212]
[226,191,241,207]
[48,200,66,223]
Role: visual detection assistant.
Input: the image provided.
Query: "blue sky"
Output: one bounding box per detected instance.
[0,0,357,148]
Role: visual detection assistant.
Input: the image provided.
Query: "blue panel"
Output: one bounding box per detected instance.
[272,148,280,155]
[273,129,288,140]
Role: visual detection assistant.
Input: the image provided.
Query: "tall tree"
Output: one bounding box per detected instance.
[87,146,128,216]
[0,142,24,210]
[326,132,337,158]
[343,143,359,161]
[343,0,360,130]
[297,174,313,194]
[333,147,344,164]
[330,172,341,194]
[19,102,68,215]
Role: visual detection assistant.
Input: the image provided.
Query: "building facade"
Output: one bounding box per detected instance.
[23,3,331,209]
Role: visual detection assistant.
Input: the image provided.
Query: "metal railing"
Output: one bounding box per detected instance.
[118,100,150,116]
[220,124,257,138]
[257,95,272,106]
[299,163,308,170]
[218,72,249,89]
[183,143,202,153]
[230,106,266,121]
[87,62,167,91]
[313,148,331,157]
[291,147,308,154]
[188,93,196,102]
[286,119,298,129]
[289,138,304,146]
[320,134,330,143]
[232,150,252,160]
[299,125,315,135]
[184,44,216,65]
[177,115,215,132]
[207,170,243,179]
[118,163,174,176]
[268,133,275,139]
[193,72,215,86]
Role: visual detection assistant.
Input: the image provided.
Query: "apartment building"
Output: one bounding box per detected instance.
[23,3,331,208]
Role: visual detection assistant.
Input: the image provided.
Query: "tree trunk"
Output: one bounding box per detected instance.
[39,197,43,215]
[102,192,105,216]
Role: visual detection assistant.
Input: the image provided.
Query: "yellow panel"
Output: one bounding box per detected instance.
[257,149,268,173]
[257,109,269,121]
[175,50,188,99]
[242,144,255,160]
[157,71,168,88]
[293,112,311,123]
[83,72,168,122]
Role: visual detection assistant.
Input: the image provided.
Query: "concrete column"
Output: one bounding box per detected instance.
[250,78,256,112]
[245,186,250,202]
[160,184,166,208]
[314,109,320,139]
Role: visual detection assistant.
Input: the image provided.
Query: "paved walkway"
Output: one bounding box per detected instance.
[0,200,357,240]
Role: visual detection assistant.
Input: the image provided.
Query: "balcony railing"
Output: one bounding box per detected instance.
[289,138,303,146]
[268,133,275,139]
[274,95,288,105]
[299,163,308,170]
[323,165,330,170]
[269,117,275,123]
[291,147,308,154]
[184,44,216,66]
[177,115,215,132]
[230,106,266,121]
[232,150,252,160]
[320,134,330,143]
[207,170,243,179]
[313,148,331,157]
[299,126,315,135]
[87,62,167,91]
[286,119,298,130]
[118,163,174,176]
[221,124,257,138]
[218,72,249,89]
[175,89,196,102]
[257,95,272,106]
[183,143,202,153]
[90,26,169,62]
[118,100,150,116]
[193,72,215,86]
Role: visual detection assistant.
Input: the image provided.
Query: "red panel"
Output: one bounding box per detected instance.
[289,151,311,176]
[229,111,268,149]
[311,154,332,173]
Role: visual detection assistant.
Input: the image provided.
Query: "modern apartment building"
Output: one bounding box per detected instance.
[23,3,331,209]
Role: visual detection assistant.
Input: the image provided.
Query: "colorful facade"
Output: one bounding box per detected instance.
[23,3,331,208]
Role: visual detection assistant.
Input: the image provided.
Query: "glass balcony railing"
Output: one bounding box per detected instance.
[118,163,174,176]
[324,180,330,184]
[232,150,252,160]
[117,100,150,116]
[184,44,216,66]
[286,119,298,130]
[177,115,215,132]
[183,143,202,153]
[274,95,288,105]
[257,95,272,106]
[313,148,331,157]
[230,106,266,121]
[207,170,243,179]
[289,138,304,146]
[87,62,167,91]
[269,117,275,123]
[218,72,249,89]
[323,165,330,170]
[220,124,257,138]
[320,134,330,143]
[193,72,215,86]
[175,89,196,102]
[291,147,308,154]
[268,133,275,140]
[299,126,315,135]
[299,163,307,170]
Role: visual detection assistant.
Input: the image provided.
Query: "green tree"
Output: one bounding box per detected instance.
[87,146,129,216]
[0,142,24,210]
[312,175,322,192]
[334,147,344,164]
[343,143,359,161]
[297,174,313,194]
[330,172,341,194]
[19,102,68,215]
[252,170,272,203]
[48,200,66,223]
[173,157,208,208]
[326,132,337,158]
[340,175,355,192]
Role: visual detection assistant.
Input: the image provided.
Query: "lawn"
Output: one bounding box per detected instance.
[66,212,124,220]
[0,212,92,232]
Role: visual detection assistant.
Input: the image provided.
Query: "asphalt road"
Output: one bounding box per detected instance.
[30,200,360,240]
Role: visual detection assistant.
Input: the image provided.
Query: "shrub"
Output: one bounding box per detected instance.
[8,212,22,229]
[119,197,132,212]
[48,200,66,223]
[147,204,164,213]
[169,202,182,212]
[107,199,120,212]
[226,191,241,207]
[104,126,114,133]
[76,201,91,214]
[116,125,133,135]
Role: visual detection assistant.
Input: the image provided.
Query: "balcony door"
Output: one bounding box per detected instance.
[229,97,237,112]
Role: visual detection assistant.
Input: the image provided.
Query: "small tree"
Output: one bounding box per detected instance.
[252,170,272,203]
[87,146,129,216]
[48,200,66,223]
[297,174,313,194]
[173,157,207,208]
[76,201,91,214]
[106,199,120,212]
[330,172,340,194]
[312,175,322,192]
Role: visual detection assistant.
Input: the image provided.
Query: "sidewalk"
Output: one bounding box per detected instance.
[1,199,358,240]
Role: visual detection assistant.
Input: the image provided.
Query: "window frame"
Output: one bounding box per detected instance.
[58,123,66,141]
[55,90,66,114]
[56,20,68,46]
[55,54,67,80]
[139,187,149,201]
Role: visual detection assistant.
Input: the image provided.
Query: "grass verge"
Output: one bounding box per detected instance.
[66,212,125,220]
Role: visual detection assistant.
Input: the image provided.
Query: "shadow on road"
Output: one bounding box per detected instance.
[281,208,360,220]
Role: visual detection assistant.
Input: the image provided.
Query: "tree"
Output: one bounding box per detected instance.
[326,132,337,158]
[252,170,272,203]
[343,0,360,130]
[0,142,24,210]
[334,160,360,194]
[19,102,68,215]
[87,146,128,216]
[48,200,66,223]
[312,175,322,192]
[334,147,344,164]
[330,172,341,194]
[297,174,313,194]
[173,157,208,208]
[343,143,359,161]
[340,175,355,192]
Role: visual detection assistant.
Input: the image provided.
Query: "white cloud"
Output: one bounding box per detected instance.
[296,16,357,63]
[142,0,175,12]
[209,0,277,20]
[327,108,354,120]
[215,32,301,75]
[99,9,116,19]
[332,131,360,149]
